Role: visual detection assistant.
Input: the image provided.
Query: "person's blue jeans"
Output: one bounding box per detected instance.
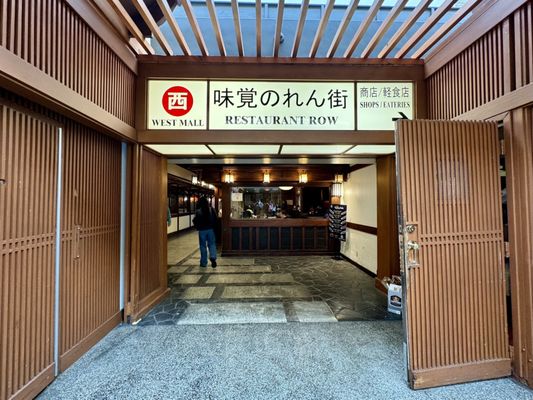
[198,228,217,266]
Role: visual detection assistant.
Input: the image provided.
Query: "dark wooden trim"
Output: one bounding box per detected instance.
[341,254,377,278]
[65,0,138,73]
[59,312,122,372]
[138,130,395,144]
[10,364,55,400]
[376,155,400,293]
[0,47,137,142]
[424,0,527,77]
[349,163,373,172]
[222,250,334,257]
[347,222,378,235]
[228,218,328,228]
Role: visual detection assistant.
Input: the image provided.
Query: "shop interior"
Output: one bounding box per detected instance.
[137,144,402,326]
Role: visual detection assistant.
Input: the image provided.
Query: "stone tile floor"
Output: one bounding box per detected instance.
[137,251,400,326]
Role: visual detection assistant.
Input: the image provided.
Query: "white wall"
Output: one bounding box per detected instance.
[340,164,378,274]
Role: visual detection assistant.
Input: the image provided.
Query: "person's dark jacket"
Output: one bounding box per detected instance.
[193,207,217,231]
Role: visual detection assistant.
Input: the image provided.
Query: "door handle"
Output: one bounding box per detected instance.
[406,240,420,267]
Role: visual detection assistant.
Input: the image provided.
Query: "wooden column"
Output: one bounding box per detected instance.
[221,184,232,254]
[376,155,400,292]
[505,107,533,386]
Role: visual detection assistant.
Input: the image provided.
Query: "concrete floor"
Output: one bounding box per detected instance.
[37,234,532,399]
[38,321,533,400]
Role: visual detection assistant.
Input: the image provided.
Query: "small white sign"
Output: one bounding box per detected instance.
[231,192,243,202]
[148,80,208,130]
[357,82,414,131]
[209,81,355,131]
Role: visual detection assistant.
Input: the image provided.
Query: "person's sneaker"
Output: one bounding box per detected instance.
[210,258,217,268]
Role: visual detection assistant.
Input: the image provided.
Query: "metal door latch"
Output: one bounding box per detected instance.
[406,240,420,266]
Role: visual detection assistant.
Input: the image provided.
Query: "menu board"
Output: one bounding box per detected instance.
[328,204,347,242]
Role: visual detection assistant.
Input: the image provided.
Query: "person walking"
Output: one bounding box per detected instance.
[193,197,217,268]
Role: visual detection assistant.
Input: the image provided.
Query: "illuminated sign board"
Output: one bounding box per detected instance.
[147,80,413,131]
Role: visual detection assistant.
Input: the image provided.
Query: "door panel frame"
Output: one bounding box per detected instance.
[396,119,511,389]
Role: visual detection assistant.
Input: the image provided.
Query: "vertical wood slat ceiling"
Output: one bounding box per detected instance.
[0,103,57,400]
[427,20,506,120]
[103,0,484,59]
[397,119,508,384]
[0,0,136,126]
[59,123,121,364]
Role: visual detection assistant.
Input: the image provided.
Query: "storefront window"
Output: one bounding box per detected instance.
[230,186,329,219]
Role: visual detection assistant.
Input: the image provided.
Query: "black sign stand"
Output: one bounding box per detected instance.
[328,204,347,261]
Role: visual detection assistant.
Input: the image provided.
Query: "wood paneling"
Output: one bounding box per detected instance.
[514,1,533,88]
[225,219,332,256]
[129,147,168,321]
[397,120,510,389]
[376,155,400,292]
[0,0,136,126]
[59,122,122,371]
[504,108,533,387]
[0,103,57,400]
[427,21,507,120]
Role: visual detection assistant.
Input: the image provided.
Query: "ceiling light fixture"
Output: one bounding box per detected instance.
[223,171,235,184]
[331,182,343,198]
[279,186,293,191]
[334,174,344,183]
[263,171,270,184]
[299,172,308,184]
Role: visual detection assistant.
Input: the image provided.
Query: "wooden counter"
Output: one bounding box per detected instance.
[222,217,333,256]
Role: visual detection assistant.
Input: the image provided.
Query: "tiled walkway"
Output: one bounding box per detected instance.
[137,251,400,326]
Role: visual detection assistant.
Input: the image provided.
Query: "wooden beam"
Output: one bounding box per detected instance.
[309,0,335,58]
[454,81,533,121]
[256,0,262,57]
[131,0,173,55]
[378,0,432,58]
[155,0,191,56]
[231,0,244,57]
[344,0,385,58]
[66,0,137,72]
[206,0,226,56]
[412,0,483,59]
[273,0,285,57]
[291,0,310,58]
[424,0,527,77]
[0,46,136,141]
[394,0,457,58]
[181,0,209,56]
[137,130,395,144]
[327,0,360,58]
[361,0,408,58]
[106,0,155,55]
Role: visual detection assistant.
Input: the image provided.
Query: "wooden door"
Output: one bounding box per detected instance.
[59,125,122,371]
[0,103,58,399]
[396,120,510,389]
